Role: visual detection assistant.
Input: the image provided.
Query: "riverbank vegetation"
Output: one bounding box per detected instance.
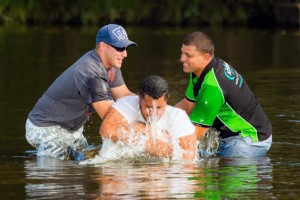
[0,0,299,27]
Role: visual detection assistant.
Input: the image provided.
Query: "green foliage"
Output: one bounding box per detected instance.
[0,0,298,27]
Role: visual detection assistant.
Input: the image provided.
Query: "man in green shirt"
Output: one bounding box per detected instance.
[176,31,272,157]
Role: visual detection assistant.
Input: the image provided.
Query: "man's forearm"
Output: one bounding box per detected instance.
[145,138,173,157]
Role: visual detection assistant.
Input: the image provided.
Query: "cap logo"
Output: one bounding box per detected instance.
[112,27,128,41]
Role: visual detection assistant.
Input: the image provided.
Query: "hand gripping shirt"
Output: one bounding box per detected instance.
[28,50,124,131]
[185,57,272,142]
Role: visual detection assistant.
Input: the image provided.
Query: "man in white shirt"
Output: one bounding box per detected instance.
[100,75,197,161]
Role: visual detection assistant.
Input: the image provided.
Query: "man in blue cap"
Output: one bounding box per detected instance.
[25,24,137,160]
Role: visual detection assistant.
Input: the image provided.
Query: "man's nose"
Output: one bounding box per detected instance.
[180,54,185,62]
[122,50,127,57]
[147,108,157,116]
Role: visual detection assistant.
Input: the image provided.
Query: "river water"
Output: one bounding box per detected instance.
[0,26,299,199]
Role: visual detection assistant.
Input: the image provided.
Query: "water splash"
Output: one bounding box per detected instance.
[145,101,185,161]
[146,101,171,144]
[80,101,191,165]
[198,128,220,158]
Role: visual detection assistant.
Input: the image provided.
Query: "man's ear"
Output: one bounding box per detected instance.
[203,52,212,62]
[165,93,170,101]
[99,42,107,50]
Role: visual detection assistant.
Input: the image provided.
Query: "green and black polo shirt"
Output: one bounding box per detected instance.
[185,57,272,142]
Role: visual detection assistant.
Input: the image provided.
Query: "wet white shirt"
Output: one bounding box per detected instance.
[99,95,195,161]
[112,95,195,139]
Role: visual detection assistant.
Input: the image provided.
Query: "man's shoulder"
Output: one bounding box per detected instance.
[165,105,189,118]
[113,95,138,109]
[73,50,105,72]
[163,105,194,137]
[112,95,140,123]
[115,95,138,103]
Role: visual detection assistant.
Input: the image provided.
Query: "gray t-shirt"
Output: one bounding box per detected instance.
[29,50,124,131]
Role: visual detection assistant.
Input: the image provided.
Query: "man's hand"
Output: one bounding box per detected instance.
[145,139,173,157]
[178,133,197,161]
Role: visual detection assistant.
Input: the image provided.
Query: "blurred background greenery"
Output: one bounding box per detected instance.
[0,0,299,28]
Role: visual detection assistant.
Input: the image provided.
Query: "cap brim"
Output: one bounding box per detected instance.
[110,40,137,48]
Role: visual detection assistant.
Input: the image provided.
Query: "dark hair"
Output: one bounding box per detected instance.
[183,31,215,57]
[138,75,169,100]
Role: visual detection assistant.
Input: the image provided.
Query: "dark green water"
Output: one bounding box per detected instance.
[0,26,299,199]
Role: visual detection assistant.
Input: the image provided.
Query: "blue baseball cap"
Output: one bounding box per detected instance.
[96,24,137,48]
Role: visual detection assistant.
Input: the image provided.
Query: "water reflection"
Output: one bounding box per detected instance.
[196,157,273,199]
[92,163,200,199]
[91,157,272,199]
[23,156,273,199]
[24,157,95,199]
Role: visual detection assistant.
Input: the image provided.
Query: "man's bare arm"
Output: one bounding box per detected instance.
[175,98,195,115]
[92,100,114,120]
[194,125,208,140]
[178,133,197,161]
[111,84,135,100]
[99,107,131,142]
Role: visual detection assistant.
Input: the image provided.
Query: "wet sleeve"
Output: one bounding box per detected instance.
[112,96,140,124]
[75,72,113,104]
[110,68,125,88]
